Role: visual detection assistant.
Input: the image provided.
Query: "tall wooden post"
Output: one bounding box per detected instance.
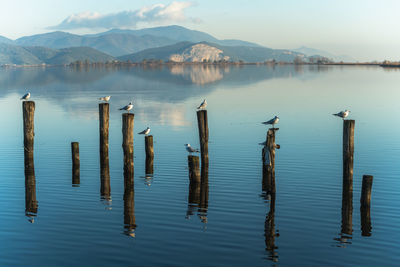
[122,113,134,180]
[197,110,209,167]
[360,175,373,236]
[99,103,110,199]
[71,142,80,186]
[343,120,355,191]
[23,101,35,153]
[22,101,37,221]
[341,120,354,237]
[145,135,154,175]
[262,128,279,195]
[122,113,135,237]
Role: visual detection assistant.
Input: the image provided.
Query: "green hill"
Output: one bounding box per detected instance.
[0,43,114,65]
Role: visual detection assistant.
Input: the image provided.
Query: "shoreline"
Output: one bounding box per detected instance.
[0,61,384,68]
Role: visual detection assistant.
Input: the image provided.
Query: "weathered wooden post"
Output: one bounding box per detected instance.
[341,120,355,237]
[197,110,209,167]
[198,162,209,223]
[99,103,110,199]
[145,135,154,175]
[360,175,373,236]
[188,155,200,184]
[122,113,134,179]
[22,101,37,221]
[71,142,80,186]
[343,120,355,191]
[264,193,278,262]
[23,101,35,153]
[262,128,279,195]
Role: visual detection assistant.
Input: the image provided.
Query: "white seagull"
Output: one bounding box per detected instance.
[99,96,111,102]
[185,144,199,153]
[119,102,133,112]
[333,110,350,119]
[262,116,279,128]
[197,99,207,109]
[21,92,30,101]
[138,127,150,135]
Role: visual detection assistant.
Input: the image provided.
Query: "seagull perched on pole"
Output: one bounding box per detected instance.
[333,110,350,119]
[262,116,279,128]
[99,96,111,102]
[20,92,30,101]
[119,102,133,112]
[185,144,199,154]
[197,99,207,110]
[138,127,150,135]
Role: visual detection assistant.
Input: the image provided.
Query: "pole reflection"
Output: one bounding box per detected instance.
[24,150,37,223]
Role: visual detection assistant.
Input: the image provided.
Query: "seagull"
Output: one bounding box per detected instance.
[99,96,111,102]
[119,102,133,112]
[138,127,150,135]
[262,116,279,128]
[333,110,350,119]
[21,92,30,101]
[197,99,207,109]
[185,144,199,154]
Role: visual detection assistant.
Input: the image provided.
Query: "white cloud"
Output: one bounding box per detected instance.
[49,1,197,30]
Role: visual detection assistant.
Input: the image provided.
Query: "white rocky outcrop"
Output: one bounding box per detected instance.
[169,43,230,62]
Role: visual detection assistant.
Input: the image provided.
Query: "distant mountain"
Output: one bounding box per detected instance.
[293,46,355,62]
[0,43,113,65]
[93,25,262,47]
[0,36,13,44]
[13,25,262,57]
[118,41,305,63]
[15,31,178,57]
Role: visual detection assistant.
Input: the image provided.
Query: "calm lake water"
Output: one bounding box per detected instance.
[0,65,400,266]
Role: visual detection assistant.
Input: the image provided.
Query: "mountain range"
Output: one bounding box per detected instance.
[0,25,350,65]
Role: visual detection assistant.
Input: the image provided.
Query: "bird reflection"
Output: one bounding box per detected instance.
[186,162,208,223]
[24,150,37,222]
[264,193,279,262]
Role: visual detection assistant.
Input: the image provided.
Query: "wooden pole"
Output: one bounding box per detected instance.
[197,110,209,167]
[340,120,354,238]
[343,120,355,191]
[22,101,35,153]
[123,113,135,236]
[145,135,154,175]
[99,103,110,199]
[71,142,80,185]
[122,113,134,180]
[262,128,279,195]
[360,175,373,236]
[188,155,200,184]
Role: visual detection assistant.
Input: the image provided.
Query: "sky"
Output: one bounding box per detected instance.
[0,0,399,61]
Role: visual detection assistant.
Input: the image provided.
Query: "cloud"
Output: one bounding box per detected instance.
[49,1,197,30]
